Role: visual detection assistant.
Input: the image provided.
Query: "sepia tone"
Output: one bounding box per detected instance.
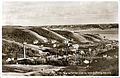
[2,1,119,76]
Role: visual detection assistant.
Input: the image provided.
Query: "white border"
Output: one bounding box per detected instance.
[118,0,120,76]
[0,0,2,77]
[3,0,119,2]
[1,0,119,78]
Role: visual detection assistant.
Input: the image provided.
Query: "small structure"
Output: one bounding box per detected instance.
[6,58,12,62]
[80,50,85,54]
[33,40,39,44]
[83,60,89,64]
[72,44,79,50]
[53,44,57,48]
[51,40,57,44]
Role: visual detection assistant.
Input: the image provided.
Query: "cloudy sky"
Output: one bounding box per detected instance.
[3,1,118,26]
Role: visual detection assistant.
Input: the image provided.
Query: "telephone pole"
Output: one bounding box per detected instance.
[23,42,27,59]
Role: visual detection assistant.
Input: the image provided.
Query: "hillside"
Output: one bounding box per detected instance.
[2,24,119,76]
[2,27,37,44]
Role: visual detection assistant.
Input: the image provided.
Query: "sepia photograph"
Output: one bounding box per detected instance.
[2,1,119,76]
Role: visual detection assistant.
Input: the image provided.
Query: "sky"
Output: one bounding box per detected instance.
[2,1,118,26]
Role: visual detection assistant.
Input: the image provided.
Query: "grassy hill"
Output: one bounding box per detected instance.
[2,27,38,44]
[2,24,118,76]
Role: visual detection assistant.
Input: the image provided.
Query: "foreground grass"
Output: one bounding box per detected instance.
[56,48,118,76]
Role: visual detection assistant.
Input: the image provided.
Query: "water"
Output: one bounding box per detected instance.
[76,28,118,40]
[100,34,118,40]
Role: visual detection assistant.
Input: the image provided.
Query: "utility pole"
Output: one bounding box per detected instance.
[23,42,27,59]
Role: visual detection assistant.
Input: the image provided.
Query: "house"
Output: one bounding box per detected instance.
[33,40,39,44]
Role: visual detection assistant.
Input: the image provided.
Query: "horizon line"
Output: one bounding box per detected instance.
[2,22,118,26]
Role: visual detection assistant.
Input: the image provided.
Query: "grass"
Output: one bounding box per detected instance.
[2,27,38,44]
[56,48,118,76]
[2,25,119,76]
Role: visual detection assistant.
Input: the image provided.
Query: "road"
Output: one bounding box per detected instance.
[2,64,65,76]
